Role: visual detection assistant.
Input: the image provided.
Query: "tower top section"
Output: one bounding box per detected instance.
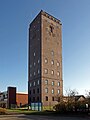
[30,10,62,27]
[40,10,61,24]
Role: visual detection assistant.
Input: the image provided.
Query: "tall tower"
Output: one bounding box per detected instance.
[28,10,63,110]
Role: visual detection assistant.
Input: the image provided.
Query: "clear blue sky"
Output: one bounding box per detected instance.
[0,0,90,95]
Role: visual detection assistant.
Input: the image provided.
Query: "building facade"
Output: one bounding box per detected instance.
[0,91,7,108]
[28,10,63,110]
[0,87,28,108]
[16,93,28,107]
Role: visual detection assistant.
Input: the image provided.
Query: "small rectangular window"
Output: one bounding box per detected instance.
[37,80,39,85]
[51,70,54,75]
[45,88,48,93]
[38,69,40,74]
[52,97,54,101]
[34,72,36,76]
[57,72,60,76]
[37,88,39,93]
[58,89,60,94]
[38,59,40,63]
[33,81,35,86]
[51,60,54,65]
[46,96,48,101]
[52,89,54,94]
[33,97,35,102]
[52,81,54,86]
[37,96,39,101]
[45,80,48,85]
[33,89,35,94]
[45,58,48,63]
[34,52,36,56]
[51,51,54,56]
[57,62,60,66]
[45,69,48,74]
[58,82,60,86]
[30,83,32,87]
[34,62,36,66]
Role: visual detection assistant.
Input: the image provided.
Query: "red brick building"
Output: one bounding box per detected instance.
[0,87,28,108]
[16,93,28,107]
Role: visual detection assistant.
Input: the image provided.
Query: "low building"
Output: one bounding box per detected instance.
[16,93,28,107]
[0,87,28,108]
[0,91,7,108]
[63,95,86,103]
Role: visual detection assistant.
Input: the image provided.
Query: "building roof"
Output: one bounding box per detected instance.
[30,10,62,26]
[75,95,85,101]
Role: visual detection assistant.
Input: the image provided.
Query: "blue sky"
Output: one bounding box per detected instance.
[0,0,90,95]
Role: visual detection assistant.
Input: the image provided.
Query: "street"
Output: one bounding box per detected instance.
[0,114,89,120]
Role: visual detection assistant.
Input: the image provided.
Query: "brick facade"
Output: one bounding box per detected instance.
[16,93,28,107]
[28,10,63,110]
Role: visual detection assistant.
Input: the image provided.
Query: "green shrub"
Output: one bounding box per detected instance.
[53,102,66,112]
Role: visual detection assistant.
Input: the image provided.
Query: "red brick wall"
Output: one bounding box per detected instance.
[16,93,28,107]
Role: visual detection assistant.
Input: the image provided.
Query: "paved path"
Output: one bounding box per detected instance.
[0,114,90,120]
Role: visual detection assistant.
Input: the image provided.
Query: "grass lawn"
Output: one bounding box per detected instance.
[0,108,89,117]
[6,109,37,114]
[5,109,56,115]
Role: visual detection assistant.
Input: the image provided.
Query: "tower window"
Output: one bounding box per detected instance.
[37,88,39,93]
[30,64,32,68]
[52,97,54,101]
[34,62,36,66]
[51,60,54,65]
[37,80,39,85]
[34,52,36,56]
[52,81,54,86]
[57,72,60,76]
[38,59,40,63]
[52,89,54,94]
[45,58,48,63]
[50,25,54,33]
[45,69,48,74]
[30,83,32,87]
[38,69,40,74]
[45,80,48,85]
[33,81,35,86]
[46,96,48,101]
[57,62,60,66]
[58,89,60,94]
[45,88,48,93]
[34,72,36,76]
[33,97,35,102]
[33,89,35,94]
[37,96,39,101]
[51,70,54,75]
[51,51,54,56]
[58,82,60,86]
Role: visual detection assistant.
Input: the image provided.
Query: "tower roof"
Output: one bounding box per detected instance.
[40,10,61,24]
[30,10,62,26]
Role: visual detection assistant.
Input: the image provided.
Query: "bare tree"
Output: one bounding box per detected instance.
[65,88,78,97]
[65,88,79,111]
[85,90,90,107]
